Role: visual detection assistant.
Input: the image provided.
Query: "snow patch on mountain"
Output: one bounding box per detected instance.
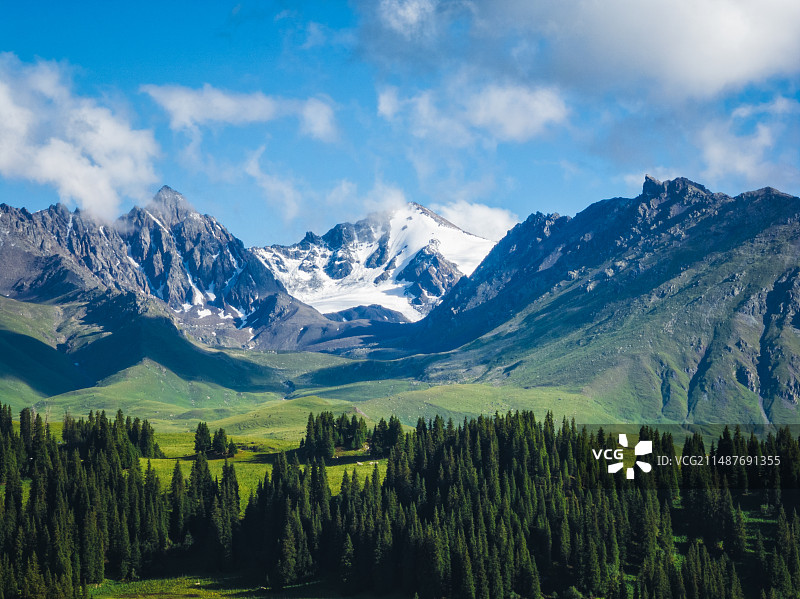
[253,202,495,321]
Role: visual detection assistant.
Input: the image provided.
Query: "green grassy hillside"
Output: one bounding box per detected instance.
[0,295,359,434]
[0,296,90,402]
[0,293,648,437]
[355,383,613,424]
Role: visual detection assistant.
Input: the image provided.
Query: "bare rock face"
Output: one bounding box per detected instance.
[397,242,463,310]
[0,202,147,300]
[118,187,285,315]
[0,186,357,351]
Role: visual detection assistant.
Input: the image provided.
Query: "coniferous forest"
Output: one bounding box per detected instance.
[2,403,800,598]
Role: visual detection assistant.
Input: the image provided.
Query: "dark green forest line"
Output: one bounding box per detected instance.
[1,404,800,598]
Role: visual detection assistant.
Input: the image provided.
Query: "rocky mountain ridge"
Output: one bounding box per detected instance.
[0,187,361,350]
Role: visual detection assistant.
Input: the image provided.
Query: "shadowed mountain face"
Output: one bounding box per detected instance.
[388,176,800,423]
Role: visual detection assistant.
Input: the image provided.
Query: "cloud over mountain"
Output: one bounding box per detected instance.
[0,53,159,221]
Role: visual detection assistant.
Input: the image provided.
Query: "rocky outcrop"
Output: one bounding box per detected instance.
[397,243,463,310]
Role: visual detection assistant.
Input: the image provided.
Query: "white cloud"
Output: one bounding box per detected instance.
[300,98,337,142]
[300,21,357,50]
[363,1,800,99]
[244,157,410,226]
[244,147,303,220]
[731,97,800,120]
[558,160,583,179]
[381,82,568,147]
[693,98,800,191]
[301,22,328,49]
[141,83,279,130]
[409,91,474,147]
[326,180,358,205]
[466,84,568,142]
[536,0,800,97]
[362,180,409,213]
[377,86,402,120]
[431,200,519,241]
[357,0,800,204]
[0,54,158,220]
[407,147,501,207]
[325,179,409,215]
[142,83,337,141]
[700,122,777,183]
[379,0,437,38]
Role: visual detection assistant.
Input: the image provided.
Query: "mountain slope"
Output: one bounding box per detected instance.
[253,202,496,321]
[0,290,354,423]
[314,177,800,424]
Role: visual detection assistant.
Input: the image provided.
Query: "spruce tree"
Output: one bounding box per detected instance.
[559,517,571,566]
[339,534,354,593]
[584,537,601,596]
[452,532,476,599]
[194,422,211,454]
[731,504,747,560]
[304,413,317,458]
[212,428,228,456]
[19,407,33,457]
[275,519,297,589]
[82,511,104,583]
[22,555,46,599]
[169,461,186,544]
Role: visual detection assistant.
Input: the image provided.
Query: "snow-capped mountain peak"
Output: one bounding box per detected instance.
[253,202,496,322]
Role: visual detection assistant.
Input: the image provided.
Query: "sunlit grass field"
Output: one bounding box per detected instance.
[142,430,387,511]
[90,575,397,598]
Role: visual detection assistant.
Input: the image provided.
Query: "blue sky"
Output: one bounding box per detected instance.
[0,1,799,246]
